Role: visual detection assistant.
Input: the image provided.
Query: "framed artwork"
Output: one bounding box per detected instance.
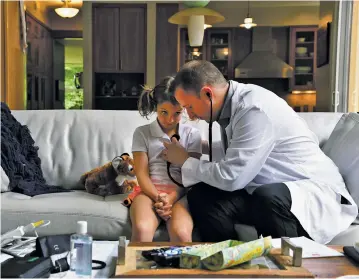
[317,22,331,68]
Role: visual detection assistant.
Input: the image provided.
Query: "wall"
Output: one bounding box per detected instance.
[348,0,359,112]
[25,1,82,30]
[202,1,320,27]
[0,1,5,102]
[147,3,156,87]
[82,1,92,109]
[24,1,51,27]
[316,1,335,112]
[4,1,25,110]
[50,9,83,31]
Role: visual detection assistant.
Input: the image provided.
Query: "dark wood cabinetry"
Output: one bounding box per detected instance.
[93,4,146,74]
[92,4,147,110]
[119,7,146,73]
[289,27,317,91]
[180,28,234,79]
[93,7,120,73]
[156,3,179,84]
[207,29,232,79]
[180,28,207,66]
[25,13,53,110]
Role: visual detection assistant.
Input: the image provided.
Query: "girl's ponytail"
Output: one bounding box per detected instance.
[138,85,156,119]
[137,76,177,118]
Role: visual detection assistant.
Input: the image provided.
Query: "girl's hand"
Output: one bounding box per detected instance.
[156,206,172,221]
[154,193,172,221]
[154,193,167,208]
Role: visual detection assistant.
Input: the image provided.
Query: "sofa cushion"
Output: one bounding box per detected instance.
[1,191,131,240]
[11,110,158,190]
[0,190,202,241]
[1,166,10,192]
[322,113,359,209]
[297,113,343,147]
[328,224,359,246]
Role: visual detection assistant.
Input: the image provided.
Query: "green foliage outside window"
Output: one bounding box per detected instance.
[65,65,83,109]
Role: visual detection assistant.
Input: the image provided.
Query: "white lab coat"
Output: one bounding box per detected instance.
[182,81,358,244]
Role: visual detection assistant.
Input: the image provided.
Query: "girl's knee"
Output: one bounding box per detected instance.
[168,224,193,242]
[133,221,155,234]
[132,220,157,241]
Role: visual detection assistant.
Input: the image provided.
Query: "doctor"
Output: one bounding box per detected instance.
[162,60,357,244]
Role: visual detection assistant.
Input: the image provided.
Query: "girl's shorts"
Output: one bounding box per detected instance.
[123,180,177,207]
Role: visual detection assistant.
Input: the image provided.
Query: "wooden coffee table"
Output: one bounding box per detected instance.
[115,242,359,278]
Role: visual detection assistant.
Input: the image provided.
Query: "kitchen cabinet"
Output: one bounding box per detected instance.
[93,4,146,73]
[206,29,232,79]
[179,28,234,79]
[156,3,179,84]
[180,28,207,66]
[25,13,53,110]
[289,27,318,91]
[92,4,147,110]
[119,7,146,73]
[93,7,120,73]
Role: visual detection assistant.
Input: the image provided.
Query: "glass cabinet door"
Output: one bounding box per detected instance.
[207,30,232,79]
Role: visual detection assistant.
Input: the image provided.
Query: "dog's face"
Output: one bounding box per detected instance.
[112,153,135,177]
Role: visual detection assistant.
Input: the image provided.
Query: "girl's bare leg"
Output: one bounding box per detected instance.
[166,196,193,242]
[130,193,161,242]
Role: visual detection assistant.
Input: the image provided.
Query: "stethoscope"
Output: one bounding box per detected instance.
[166,93,213,187]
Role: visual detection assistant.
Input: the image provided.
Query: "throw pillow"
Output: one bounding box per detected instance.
[1,102,70,196]
[322,112,359,210]
[1,166,10,192]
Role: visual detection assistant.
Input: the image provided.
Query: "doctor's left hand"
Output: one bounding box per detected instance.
[162,137,190,166]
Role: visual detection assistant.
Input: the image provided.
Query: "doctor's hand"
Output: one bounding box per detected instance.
[162,137,190,166]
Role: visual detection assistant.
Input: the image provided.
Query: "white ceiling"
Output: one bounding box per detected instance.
[34,0,319,10]
[30,0,83,9]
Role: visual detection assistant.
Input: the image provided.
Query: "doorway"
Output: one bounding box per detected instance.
[61,38,83,109]
[53,38,84,109]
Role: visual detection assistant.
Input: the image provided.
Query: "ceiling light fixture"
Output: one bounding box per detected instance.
[55,0,79,18]
[240,0,257,29]
[169,1,224,47]
[192,48,202,57]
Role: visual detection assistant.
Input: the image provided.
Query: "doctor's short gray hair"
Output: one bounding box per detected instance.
[170,60,228,96]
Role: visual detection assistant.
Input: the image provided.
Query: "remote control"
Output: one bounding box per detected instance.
[141,246,184,267]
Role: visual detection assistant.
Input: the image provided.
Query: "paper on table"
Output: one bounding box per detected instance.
[271,236,343,258]
[0,253,13,264]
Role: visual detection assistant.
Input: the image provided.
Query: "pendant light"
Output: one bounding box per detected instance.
[168,3,225,47]
[240,0,257,29]
[55,0,79,18]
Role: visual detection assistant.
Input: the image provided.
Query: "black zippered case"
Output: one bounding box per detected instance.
[1,256,53,278]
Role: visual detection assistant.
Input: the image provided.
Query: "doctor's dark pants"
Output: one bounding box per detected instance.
[186,182,311,242]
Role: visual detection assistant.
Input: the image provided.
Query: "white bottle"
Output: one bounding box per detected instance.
[70,221,93,277]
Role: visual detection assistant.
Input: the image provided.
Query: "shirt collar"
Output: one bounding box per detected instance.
[150,118,182,139]
[217,81,234,127]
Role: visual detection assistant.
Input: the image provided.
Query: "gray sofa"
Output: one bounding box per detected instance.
[1,110,358,245]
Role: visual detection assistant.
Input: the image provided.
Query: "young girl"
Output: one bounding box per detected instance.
[129,76,202,242]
